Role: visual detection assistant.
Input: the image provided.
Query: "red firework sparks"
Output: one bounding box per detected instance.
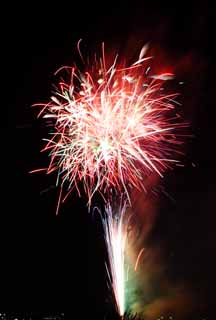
[33,42,185,207]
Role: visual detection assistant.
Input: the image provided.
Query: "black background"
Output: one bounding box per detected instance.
[6,0,216,318]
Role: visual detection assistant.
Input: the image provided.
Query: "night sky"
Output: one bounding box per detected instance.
[8,0,216,318]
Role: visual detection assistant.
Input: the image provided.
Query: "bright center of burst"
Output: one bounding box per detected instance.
[100,139,111,161]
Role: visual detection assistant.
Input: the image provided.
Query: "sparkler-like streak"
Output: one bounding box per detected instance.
[33,43,184,206]
[100,202,130,316]
[99,203,145,317]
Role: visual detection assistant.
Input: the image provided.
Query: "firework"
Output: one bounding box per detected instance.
[33,43,184,206]
[32,42,188,317]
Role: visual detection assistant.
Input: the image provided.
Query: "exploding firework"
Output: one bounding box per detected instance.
[33,42,185,207]
[31,42,190,319]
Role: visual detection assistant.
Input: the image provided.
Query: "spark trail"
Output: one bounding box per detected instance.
[100,202,130,316]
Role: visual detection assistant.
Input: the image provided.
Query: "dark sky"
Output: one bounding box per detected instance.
[9,0,216,318]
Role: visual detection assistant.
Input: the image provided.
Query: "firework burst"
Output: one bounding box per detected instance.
[33,43,185,206]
